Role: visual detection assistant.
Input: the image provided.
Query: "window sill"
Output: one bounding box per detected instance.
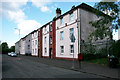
[70,53,74,55]
[60,53,64,55]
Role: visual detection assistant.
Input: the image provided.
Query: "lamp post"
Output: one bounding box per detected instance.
[70,34,75,69]
[15,28,20,56]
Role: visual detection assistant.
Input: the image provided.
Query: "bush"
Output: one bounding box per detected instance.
[109,40,120,57]
[83,53,107,61]
[82,43,108,61]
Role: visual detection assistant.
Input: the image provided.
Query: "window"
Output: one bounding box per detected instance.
[34,33,36,37]
[35,40,37,45]
[28,45,30,49]
[60,17,63,24]
[45,48,47,54]
[35,49,37,54]
[33,41,34,45]
[38,31,40,36]
[38,41,40,47]
[60,46,64,54]
[70,28,74,39]
[70,45,74,53]
[44,37,46,44]
[45,26,47,32]
[60,31,64,40]
[70,12,74,21]
[50,24,52,32]
[50,37,52,44]
[33,49,34,54]
[32,34,34,37]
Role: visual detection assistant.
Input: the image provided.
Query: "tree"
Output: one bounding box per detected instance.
[89,2,120,41]
[10,46,15,52]
[1,42,9,54]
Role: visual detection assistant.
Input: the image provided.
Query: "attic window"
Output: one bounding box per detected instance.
[60,17,63,24]
[70,12,74,21]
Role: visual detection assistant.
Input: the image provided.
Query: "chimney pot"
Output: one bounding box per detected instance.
[56,8,61,18]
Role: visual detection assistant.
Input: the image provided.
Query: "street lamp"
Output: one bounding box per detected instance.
[15,28,20,39]
[15,28,20,56]
[70,34,76,69]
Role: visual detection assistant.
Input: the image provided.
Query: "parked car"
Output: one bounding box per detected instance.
[8,52,11,56]
[11,52,17,57]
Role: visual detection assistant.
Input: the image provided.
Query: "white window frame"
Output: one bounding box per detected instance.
[33,41,34,45]
[70,45,74,54]
[60,46,64,54]
[60,17,63,24]
[70,28,74,39]
[45,48,47,54]
[34,33,36,38]
[60,31,64,40]
[28,45,30,49]
[35,48,37,54]
[44,37,47,44]
[32,33,34,38]
[35,40,37,45]
[70,12,74,21]
[45,26,47,32]
[50,24,52,32]
[33,49,34,54]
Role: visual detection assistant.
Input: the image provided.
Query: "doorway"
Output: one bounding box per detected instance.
[49,48,52,58]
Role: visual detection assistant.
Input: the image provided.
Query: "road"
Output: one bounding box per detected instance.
[2,54,106,78]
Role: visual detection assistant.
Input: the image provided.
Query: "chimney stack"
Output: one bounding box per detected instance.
[71,5,75,10]
[56,8,61,18]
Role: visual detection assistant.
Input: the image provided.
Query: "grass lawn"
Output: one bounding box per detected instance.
[86,58,120,66]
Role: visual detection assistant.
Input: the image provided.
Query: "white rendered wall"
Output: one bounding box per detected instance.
[42,24,49,57]
[20,39,26,55]
[56,9,78,59]
[31,31,38,56]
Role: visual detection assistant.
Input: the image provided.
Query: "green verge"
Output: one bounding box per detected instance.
[86,58,108,66]
[86,58,120,66]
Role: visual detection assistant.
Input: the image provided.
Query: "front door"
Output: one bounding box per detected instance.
[49,48,52,58]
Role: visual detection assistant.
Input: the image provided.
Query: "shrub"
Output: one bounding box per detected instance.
[82,43,108,61]
[109,40,120,57]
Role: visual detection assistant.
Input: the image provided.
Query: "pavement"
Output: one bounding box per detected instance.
[20,55,120,79]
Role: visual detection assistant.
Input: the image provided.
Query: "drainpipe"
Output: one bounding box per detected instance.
[77,8,82,69]
[77,8,79,55]
[80,8,81,54]
[77,8,81,54]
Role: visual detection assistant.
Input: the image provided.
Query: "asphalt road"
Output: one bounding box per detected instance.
[2,54,106,78]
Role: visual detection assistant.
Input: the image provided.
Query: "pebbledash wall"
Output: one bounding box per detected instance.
[17,3,111,59]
